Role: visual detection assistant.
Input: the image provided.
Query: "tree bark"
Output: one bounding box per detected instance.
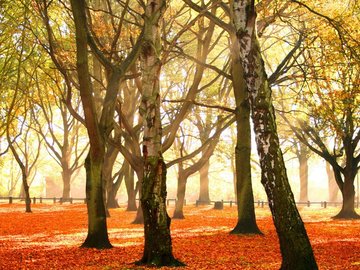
[138,157,181,266]
[231,111,261,234]
[173,166,186,219]
[299,143,309,202]
[132,202,144,224]
[103,146,119,209]
[61,166,71,199]
[230,1,318,269]
[125,163,137,211]
[327,139,360,219]
[82,154,112,248]
[333,168,359,219]
[7,138,31,213]
[23,179,31,213]
[132,171,144,224]
[107,185,120,209]
[230,33,261,234]
[106,158,125,209]
[136,0,182,266]
[326,162,338,202]
[198,160,211,204]
[70,0,111,249]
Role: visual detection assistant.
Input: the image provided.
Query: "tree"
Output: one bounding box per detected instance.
[181,0,292,235]
[281,0,360,219]
[70,0,112,248]
[279,136,311,203]
[52,0,144,248]
[6,118,42,213]
[230,32,261,234]
[230,0,318,269]
[172,114,234,219]
[33,73,87,200]
[136,0,183,266]
[2,2,42,212]
[295,142,310,202]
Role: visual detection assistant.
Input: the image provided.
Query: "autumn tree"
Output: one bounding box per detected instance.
[70,0,112,248]
[1,2,43,213]
[172,113,235,219]
[32,0,145,247]
[69,0,143,248]
[225,23,264,233]
[281,0,360,218]
[181,0,296,234]
[32,71,87,200]
[229,0,318,269]
[136,0,183,266]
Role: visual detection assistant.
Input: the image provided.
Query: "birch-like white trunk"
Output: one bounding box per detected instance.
[137,0,183,266]
[230,0,318,269]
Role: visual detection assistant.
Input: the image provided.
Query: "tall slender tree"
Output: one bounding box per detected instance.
[70,0,112,248]
[3,3,41,213]
[230,0,318,269]
[229,33,261,234]
[70,0,143,248]
[136,0,183,266]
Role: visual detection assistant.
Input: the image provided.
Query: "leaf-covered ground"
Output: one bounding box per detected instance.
[0,203,359,269]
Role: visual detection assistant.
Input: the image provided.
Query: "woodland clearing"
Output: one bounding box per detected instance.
[0,203,359,269]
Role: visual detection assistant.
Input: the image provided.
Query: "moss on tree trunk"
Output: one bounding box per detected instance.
[81,154,112,249]
[137,157,183,266]
[137,0,182,266]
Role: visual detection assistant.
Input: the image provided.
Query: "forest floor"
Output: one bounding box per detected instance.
[0,203,359,269]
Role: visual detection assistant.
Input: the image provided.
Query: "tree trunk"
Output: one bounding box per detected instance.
[22,174,31,213]
[230,33,261,234]
[198,160,210,204]
[138,158,182,266]
[136,0,182,266]
[107,186,120,209]
[70,0,111,249]
[107,168,124,209]
[125,163,137,211]
[81,154,112,248]
[231,150,237,197]
[126,188,138,211]
[230,1,318,269]
[132,174,143,224]
[61,167,71,200]
[8,143,31,213]
[334,171,359,219]
[61,123,72,201]
[103,146,119,210]
[326,162,338,202]
[107,153,127,209]
[231,108,261,234]
[132,203,144,224]
[173,170,187,219]
[299,144,309,202]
